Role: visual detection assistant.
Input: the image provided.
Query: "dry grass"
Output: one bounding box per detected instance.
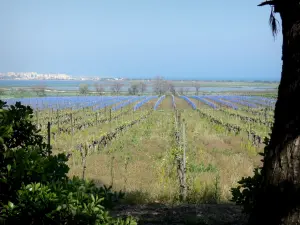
[157,95,173,110]
[175,97,193,109]
[64,97,263,205]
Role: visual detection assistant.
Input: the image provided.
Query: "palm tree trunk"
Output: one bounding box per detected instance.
[249,4,300,225]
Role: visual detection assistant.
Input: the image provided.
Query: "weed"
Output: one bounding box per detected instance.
[187,162,218,173]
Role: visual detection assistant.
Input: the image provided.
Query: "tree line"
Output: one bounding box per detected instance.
[0,79,201,97]
[78,77,202,96]
[78,81,147,95]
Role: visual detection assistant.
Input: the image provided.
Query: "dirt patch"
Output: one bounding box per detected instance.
[110,203,248,225]
[205,140,231,151]
[139,99,157,110]
[190,98,209,109]
[175,97,193,110]
[157,96,173,110]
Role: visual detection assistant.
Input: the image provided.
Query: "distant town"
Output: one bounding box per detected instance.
[0,72,126,81]
[0,72,279,84]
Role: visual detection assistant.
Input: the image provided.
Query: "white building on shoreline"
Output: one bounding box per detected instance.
[0,72,72,80]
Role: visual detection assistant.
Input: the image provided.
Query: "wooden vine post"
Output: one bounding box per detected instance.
[109,108,112,130]
[110,155,115,187]
[57,109,60,134]
[80,143,88,180]
[123,156,129,192]
[264,107,267,123]
[50,108,53,124]
[35,110,39,129]
[47,121,51,156]
[177,118,187,202]
[174,110,187,202]
[70,113,74,137]
[132,108,134,121]
[121,107,123,123]
[95,112,98,125]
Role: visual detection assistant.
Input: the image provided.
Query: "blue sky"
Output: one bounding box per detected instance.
[0,0,282,80]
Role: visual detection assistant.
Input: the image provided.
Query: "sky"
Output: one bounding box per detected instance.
[0,0,282,81]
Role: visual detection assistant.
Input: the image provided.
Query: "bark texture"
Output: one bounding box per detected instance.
[249,1,300,225]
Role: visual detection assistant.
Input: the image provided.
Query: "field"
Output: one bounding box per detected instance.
[0,80,278,99]
[4,94,275,223]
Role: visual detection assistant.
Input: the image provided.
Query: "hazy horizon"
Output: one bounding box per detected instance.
[1,0,282,81]
[0,74,280,82]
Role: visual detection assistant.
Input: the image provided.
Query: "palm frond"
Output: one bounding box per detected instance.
[258,1,281,38]
[258,1,275,7]
[269,6,280,38]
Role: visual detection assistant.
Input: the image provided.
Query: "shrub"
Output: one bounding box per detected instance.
[231,167,263,214]
[230,138,269,214]
[0,100,136,225]
[79,84,90,95]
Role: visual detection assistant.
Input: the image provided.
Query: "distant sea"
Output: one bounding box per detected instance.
[0,80,125,91]
[0,80,277,92]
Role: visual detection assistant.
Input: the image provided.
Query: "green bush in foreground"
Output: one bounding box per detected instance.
[231,167,263,214]
[0,100,136,225]
[231,138,269,214]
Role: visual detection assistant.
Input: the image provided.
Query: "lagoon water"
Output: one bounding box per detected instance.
[0,80,277,92]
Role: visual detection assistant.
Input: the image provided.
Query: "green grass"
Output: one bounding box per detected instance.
[28,95,268,206]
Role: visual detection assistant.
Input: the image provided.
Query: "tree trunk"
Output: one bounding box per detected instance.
[249,3,300,225]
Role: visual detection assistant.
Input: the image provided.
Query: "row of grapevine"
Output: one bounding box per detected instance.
[49,107,135,136]
[197,109,241,134]
[133,96,158,111]
[190,95,276,110]
[38,104,102,122]
[180,96,196,109]
[191,96,218,109]
[36,100,129,128]
[204,96,239,110]
[112,96,145,111]
[172,95,176,108]
[219,96,258,108]
[93,97,131,111]
[154,95,166,110]
[7,95,276,111]
[252,96,276,104]
[237,96,275,108]
[219,108,273,127]
[240,107,273,118]
[5,96,136,110]
[196,109,265,146]
[75,110,153,152]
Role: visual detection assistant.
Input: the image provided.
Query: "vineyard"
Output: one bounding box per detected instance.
[5,94,275,204]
